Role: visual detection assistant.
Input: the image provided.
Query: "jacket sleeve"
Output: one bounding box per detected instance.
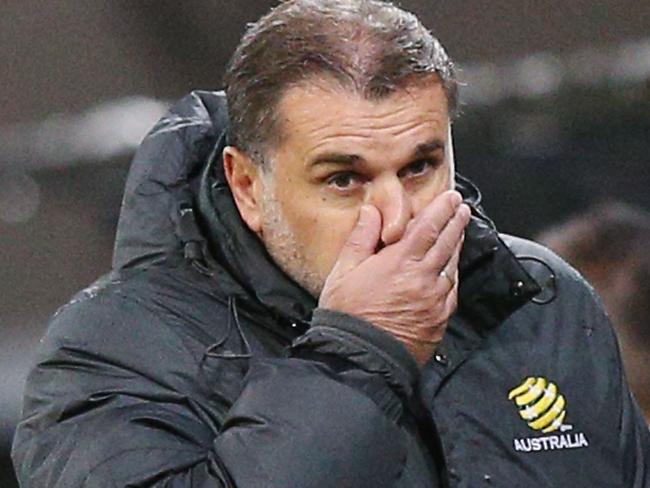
[620,375,650,487]
[12,298,437,487]
[582,282,650,487]
[612,327,650,486]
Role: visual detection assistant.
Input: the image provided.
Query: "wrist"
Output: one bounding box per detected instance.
[292,308,420,399]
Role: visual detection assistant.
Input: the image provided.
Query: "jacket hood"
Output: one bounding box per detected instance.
[113,91,228,271]
[112,91,316,327]
[112,90,539,330]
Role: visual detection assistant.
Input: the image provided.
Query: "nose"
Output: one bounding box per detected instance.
[366,176,413,246]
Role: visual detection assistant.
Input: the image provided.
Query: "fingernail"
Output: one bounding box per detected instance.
[451,191,463,206]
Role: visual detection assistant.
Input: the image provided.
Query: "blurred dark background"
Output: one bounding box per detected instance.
[2,1,649,485]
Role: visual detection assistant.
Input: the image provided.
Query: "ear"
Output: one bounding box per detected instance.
[223,146,264,234]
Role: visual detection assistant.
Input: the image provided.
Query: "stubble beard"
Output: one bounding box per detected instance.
[259,177,325,298]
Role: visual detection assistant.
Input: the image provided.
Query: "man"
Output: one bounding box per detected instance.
[12,1,649,486]
[538,202,650,423]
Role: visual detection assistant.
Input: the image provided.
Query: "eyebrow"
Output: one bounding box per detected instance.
[308,138,445,168]
[412,139,445,158]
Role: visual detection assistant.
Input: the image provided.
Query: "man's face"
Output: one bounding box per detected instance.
[254,79,455,296]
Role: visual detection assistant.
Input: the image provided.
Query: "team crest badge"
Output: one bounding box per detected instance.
[508,376,589,452]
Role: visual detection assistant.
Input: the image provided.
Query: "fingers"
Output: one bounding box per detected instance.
[434,232,464,294]
[401,190,463,259]
[424,203,470,271]
[329,204,382,277]
[430,237,463,327]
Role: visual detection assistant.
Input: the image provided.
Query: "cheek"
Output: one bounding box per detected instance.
[285,202,359,267]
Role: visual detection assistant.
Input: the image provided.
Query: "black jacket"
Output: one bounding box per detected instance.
[12,91,649,487]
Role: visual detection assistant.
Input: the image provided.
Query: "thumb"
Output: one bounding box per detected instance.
[331,204,381,276]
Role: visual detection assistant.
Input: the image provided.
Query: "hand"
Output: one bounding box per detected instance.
[318,190,471,366]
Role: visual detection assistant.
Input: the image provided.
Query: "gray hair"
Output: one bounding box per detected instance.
[224,0,459,164]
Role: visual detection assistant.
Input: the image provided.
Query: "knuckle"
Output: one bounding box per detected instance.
[346,237,365,251]
[427,223,441,241]
[426,247,444,266]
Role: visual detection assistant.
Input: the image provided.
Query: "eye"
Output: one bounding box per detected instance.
[326,171,363,190]
[398,158,440,179]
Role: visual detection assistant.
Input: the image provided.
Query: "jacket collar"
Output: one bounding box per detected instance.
[455,175,541,331]
[197,130,317,328]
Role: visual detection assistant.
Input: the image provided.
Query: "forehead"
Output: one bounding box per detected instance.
[275,78,450,160]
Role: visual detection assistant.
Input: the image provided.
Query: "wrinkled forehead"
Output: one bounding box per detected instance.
[274,76,451,161]
[277,73,448,120]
